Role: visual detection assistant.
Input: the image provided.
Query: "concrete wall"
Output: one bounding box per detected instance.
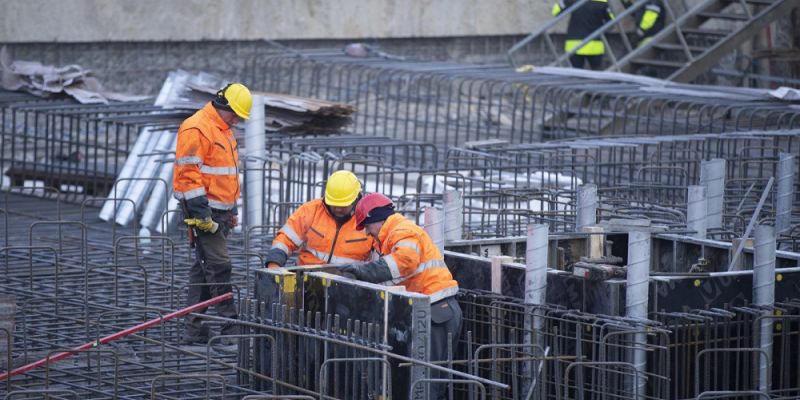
[1,35,534,95]
[0,0,551,42]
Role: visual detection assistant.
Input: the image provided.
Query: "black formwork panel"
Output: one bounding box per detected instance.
[253,268,432,400]
[445,249,800,315]
[444,251,625,315]
[651,268,800,312]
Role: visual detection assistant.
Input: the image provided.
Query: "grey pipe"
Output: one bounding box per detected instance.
[576,184,598,230]
[626,231,650,399]
[687,185,707,239]
[525,224,549,307]
[753,225,776,393]
[245,94,266,232]
[423,206,445,252]
[524,223,549,396]
[139,134,178,232]
[443,190,463,241]
[99,127,157,222]
[776,153,795,234]
[114,130,174,226]
[700,159,726,229]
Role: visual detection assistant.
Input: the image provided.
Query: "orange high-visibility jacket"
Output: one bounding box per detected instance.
[375,213,458,303]
[173,102,240,215]
[272,199,374,265]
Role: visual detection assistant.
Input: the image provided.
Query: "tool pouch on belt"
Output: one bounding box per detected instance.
[431,298,456,324]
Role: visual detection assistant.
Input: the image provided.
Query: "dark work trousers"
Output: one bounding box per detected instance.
[569,54,604,70]
[184,211,237,340]
[429,296,463,399]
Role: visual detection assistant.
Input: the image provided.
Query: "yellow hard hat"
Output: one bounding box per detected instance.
[217,83,252,120]
[324,170,361,207]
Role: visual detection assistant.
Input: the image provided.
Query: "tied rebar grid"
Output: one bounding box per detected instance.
[245,51,800,150]
[5,188,800,399]
[0,191,261,398]
[4,89,800,243]
[653,300,800,399]
[455,290,672,400]
[0,90,189,203]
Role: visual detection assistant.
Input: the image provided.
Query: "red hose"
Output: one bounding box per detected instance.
[0,292,233,381]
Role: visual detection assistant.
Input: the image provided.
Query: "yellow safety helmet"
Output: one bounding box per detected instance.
[216,83,252,120]
[324,170,362,207]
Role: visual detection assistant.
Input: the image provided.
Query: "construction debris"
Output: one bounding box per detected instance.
[0,46,149,104]
[158,70,355,134]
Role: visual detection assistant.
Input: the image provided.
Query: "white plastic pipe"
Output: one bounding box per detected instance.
[687,185,707,239]
[139,133,177,232]
[776,153,795,234]
[114,130,174,227]
[576,184,598,230]
[443,190,463,241]
[626,231,650,399]
[423,206,445,252]
[99,127,156,222]
[245,94,266,231]
[524,224,549,307]
[699,159,726,229]
[753,225,776,393]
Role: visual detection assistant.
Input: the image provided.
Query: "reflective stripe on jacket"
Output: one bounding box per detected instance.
[173,102,240,210]
[272,198,374,266]
[375,213,458,303]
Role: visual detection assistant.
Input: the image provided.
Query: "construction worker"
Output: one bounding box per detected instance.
[340,193,461,399]
[173,82,252,345]
[263,170,374,268]
[552,0,615,70]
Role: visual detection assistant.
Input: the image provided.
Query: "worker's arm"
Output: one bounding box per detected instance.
[605,5,616,21]
[341,230,421,284]
[264,204,311,267]
[637,3,661,35]
[173,127,211,220]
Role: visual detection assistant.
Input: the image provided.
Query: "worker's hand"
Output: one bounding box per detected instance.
[339,264,361,280]
[266,262,281,269]
[184,217,219,234]
[339,260,393,284]
[229,214,238,227]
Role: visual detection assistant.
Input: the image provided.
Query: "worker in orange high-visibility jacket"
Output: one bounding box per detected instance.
[173,82,252,345]
[263,170,375,268]
[341,193,461,398]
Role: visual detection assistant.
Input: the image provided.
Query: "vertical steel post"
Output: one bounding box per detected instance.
[626,231,650,399]
[576,184,598,230]
[776,153,795,234]
[700,159,726,229]
[753,225,776,393]
[245,94,266,232]
[687,185,707,239]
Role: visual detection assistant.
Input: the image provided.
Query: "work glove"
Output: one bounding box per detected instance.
[229,214,238,228]
[339,258,394,284]
[184,217,219,234]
